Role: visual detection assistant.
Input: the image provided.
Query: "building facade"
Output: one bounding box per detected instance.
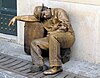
[0,0,100,64]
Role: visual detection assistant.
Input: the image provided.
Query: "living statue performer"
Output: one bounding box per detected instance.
[8,4,75,75]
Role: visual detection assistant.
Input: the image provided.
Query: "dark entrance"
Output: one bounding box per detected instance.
[0,0,17,36]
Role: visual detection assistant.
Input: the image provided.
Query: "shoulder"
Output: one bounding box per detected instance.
[52,8,67,14]
[52,8,68,18]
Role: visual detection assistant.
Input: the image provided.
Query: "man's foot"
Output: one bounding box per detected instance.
[42,64,49,71]
[30,65,43,73]
[30,64,48,73]
[43,66,63,75]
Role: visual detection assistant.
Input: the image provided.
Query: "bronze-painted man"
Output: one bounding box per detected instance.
[9,4,75,75]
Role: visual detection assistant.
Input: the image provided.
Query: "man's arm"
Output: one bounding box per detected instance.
[57,9,71,32]
[8,15,40,26]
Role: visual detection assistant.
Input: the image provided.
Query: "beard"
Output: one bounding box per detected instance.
[45,13,52,19]
[40,9,52,22]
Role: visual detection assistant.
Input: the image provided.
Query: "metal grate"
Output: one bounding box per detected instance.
[0,53,88,78]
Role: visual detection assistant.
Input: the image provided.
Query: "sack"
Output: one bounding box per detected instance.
[24,22,44,54]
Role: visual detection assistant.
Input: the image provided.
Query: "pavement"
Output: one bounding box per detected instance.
[0,37,100,78]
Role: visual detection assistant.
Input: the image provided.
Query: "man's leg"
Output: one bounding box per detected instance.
[49,34,62,67]
[43,32,75,75]
[43,34,64,75]
[49,32,75,67]
[31,37,49,66]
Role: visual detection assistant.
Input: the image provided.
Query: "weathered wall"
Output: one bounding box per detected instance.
[17,0,100,64]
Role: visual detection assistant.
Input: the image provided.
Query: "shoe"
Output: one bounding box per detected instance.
[42,64,49,71]
[43,66,63,75]
[30,65,43,73]
[30,64,48,73]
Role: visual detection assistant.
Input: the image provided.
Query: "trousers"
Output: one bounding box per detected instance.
[30,32,75,67]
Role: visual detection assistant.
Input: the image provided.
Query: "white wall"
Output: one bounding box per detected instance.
[17,0,100,64]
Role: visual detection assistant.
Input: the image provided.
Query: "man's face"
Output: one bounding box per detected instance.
[41,9,51,19]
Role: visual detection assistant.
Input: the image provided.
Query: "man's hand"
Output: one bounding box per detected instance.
[48,30,64,36]
[8,16,17,26]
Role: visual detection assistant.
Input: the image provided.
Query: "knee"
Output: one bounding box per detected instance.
[31,40,37,47]
[31,39,40,46]
[49,34,58,39]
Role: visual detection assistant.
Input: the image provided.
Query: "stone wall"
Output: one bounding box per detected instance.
[17,0,100,64]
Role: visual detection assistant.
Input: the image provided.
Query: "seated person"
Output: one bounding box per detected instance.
[8,4,75,75]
